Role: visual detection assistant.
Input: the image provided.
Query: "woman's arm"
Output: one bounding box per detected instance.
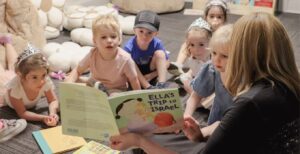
[202,99,262,154]
[110,133,176,154]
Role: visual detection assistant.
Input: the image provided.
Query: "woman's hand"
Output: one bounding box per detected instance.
[182,117,204,142]
[110,133,142,151]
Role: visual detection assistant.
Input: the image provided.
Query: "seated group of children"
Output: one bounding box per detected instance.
[0,0,235,148]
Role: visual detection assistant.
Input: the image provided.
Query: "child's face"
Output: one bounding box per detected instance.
[211,44,228,73]
[206,6,225,32]
[93,26,120,52]
[187,31,209,60]
[134,27,158,48]
[21,68,47,92]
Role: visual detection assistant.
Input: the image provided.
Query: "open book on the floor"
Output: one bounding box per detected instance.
[73,141,120,154]
[59,82,183,142]
[32,126,86,154]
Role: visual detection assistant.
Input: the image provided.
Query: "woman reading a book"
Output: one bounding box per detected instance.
[109,12,300,154]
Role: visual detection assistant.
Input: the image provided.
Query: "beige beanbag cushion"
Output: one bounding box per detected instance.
[0,0,46,67]
[111,0,185,14]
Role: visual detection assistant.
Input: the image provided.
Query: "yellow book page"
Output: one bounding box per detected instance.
[40,126,86,153]
[74,141,120,154]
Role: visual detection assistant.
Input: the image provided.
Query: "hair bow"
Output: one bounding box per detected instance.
[50,71,65,80]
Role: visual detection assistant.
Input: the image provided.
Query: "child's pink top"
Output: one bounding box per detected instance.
[79,47,138,91]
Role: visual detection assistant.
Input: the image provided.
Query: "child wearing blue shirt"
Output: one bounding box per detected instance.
[124,10,169,89]
[184,24,234,126]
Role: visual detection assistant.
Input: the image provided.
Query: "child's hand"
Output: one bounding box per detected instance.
[183,113,192,119]
[110,133,142,150]
[49,113,59,122]
[43,116,57,127]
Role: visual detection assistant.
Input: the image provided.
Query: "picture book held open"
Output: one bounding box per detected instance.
[59,82,184,142]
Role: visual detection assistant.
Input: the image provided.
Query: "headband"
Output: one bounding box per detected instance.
[17,43,41,66]
[188,17,212,32]
[206,0,227,11]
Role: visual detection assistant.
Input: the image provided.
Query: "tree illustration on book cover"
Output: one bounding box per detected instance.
[109,88,184,134]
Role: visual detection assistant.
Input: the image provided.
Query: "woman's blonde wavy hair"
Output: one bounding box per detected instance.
[225,12,300,98]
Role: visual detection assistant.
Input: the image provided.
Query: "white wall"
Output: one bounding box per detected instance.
[187,0,300,14]
[279,0,300,14]
[65,0,109,6]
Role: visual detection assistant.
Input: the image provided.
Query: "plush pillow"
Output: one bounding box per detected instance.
[52,0,65,9]
[79,29,93,46]
[70,28,93,46]
[42,42,61,58]
[44,26,60,39]
[70,46,91,70]
[83,13,99,28]
[111,0,184,14]
[48,51,72,72]
[70,28,88,44]
[47,7,64,28]
[67,12,86,30]
[119,15,135,35]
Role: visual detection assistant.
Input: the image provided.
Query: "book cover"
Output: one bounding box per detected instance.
[73,141,120,154]
[59,83,183,141]
[109,88,183,134]
[32,126,86,154]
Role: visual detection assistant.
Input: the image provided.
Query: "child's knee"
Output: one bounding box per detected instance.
[153,50,166,59]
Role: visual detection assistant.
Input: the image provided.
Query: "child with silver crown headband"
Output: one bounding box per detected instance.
[168,0,227,77]
[1,43,59,127]
[170,17,212,94]
[168,0,227,80]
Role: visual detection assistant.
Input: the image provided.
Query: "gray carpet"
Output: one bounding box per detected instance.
[1,2,300,154]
